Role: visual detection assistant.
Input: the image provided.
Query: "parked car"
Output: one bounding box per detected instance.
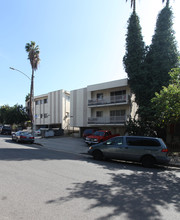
[83,129,98,139]
[35,129,41,136]
[0,125,12,135]
[88,136,169,167]
[85,130,119,145]
[12,131,34,143]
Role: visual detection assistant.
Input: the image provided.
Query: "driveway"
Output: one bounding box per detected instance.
[35,136,89,154]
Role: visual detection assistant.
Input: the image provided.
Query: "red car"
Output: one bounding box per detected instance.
[85,130,119,145]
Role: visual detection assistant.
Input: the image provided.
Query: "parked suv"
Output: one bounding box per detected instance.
[88,136,169,167]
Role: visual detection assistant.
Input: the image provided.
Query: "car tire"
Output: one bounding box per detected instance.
[93,150,103,160]
[141,155,156,168]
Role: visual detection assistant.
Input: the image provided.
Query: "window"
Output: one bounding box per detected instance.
[40,100,43,104]
[44,99,48,104]
[110,110,125,123]
[35,100,40,105]
[40,114,43,118]
[110,110,125,117]
[110,90,126,96]
[126,137,161,147]
[110,90,126,103]
[115,137,123,145]
[96,111,103,117]
[44,113,48,118]
[93,131,105,136]
[106,137,123,145]
[97,93,103,100]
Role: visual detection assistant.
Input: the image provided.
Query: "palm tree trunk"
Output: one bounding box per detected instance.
[30,69,34,129]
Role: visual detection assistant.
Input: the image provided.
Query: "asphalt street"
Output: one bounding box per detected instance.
[0,135,180,220]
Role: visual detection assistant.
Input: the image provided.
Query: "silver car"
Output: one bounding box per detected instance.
[88,136,169,167]
[12,131,34,144]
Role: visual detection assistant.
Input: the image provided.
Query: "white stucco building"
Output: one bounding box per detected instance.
[33,89,70,131]
[70,78,137,136]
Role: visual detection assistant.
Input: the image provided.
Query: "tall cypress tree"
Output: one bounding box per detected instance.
[123,1,179,136]
[142,3,178,105]
[123,11,146,106]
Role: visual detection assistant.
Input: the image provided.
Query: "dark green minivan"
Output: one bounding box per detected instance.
[88,136,169,167]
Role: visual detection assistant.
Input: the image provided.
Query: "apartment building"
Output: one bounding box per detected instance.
[33,89,70,131]
[70,78,137,136]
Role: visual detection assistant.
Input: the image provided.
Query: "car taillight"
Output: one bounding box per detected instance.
[161,149,168,152]
[20,135,26,139]
[30,137,34,139]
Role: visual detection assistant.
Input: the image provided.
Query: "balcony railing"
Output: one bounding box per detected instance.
[88,116,126,124]
[88,95,127,106]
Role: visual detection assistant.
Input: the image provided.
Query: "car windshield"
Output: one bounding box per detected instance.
[93,131,104,136]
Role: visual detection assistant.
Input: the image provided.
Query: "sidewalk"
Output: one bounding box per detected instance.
[34,136,180,167]
[168,153,180,167]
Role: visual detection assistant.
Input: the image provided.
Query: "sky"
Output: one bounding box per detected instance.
[0,0,180,107]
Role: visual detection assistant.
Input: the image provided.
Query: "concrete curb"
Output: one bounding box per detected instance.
[34,142,43,146]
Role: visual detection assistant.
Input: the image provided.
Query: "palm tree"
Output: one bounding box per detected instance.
[126,0,136,12]
[25,41,40,130]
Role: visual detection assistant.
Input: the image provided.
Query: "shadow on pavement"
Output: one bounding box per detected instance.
[45,166,180,220]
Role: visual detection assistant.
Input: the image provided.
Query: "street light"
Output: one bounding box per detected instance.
[9,67,31,80]
[9,67,35,136]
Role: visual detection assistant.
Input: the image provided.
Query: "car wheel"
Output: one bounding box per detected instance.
[93,150,103,160]
[141,155,156,168]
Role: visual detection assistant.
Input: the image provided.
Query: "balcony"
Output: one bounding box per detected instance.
[88,116,126,125]
[88,95,128,107]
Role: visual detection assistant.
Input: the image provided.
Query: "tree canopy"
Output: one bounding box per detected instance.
[152,65,180,127]
[0,104,29,126]
[123,11,146,106]
[25,41,40,71]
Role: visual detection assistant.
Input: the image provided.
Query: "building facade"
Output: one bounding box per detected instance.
[34,89,70,131]
[70,78,138,136]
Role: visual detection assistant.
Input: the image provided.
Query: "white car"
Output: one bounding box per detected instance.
[35,129,41,136]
